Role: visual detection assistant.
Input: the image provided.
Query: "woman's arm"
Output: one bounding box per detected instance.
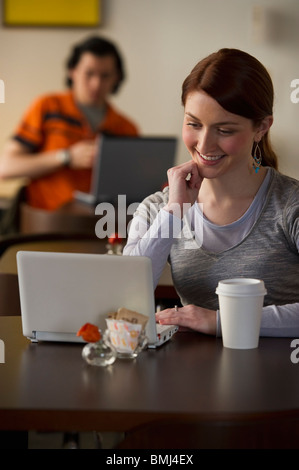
[260,303,299,337]
[124,208,183,287]
[155,303,299,338]
[124,160,203,284]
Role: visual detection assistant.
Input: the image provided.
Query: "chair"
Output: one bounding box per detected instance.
[0,184,27,236]
[0,272,20,316]
[154,261,179,304]
[0,181,100,236]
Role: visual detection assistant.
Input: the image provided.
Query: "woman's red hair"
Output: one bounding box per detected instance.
[182,49,278,169]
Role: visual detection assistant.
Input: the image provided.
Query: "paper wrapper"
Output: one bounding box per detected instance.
[106,308,148,354]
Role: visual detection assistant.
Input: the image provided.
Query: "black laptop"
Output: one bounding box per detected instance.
[74,135,177,205]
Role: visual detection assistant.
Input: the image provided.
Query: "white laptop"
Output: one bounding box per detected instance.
[74,135,177,205]
[17,251,178,348]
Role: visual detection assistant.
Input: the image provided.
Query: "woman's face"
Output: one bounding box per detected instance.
[182,90,269,178]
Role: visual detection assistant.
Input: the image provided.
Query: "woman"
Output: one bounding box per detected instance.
[124,48,299,337]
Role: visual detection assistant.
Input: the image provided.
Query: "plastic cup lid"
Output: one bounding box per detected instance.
[215,278,267,297]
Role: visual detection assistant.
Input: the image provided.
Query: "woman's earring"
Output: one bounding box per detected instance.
[252,142,262,174]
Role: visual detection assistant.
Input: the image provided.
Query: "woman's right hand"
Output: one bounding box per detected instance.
[156,304,217,336]
[164,160,203,218]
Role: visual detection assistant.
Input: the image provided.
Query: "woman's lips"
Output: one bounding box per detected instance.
[196,151,226,164]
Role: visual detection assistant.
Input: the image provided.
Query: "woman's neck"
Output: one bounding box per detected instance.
[198,166,267,225]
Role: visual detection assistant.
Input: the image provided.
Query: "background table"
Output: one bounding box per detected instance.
[1,316,299,448]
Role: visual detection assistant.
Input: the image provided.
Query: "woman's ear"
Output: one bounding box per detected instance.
[255,115,273,141]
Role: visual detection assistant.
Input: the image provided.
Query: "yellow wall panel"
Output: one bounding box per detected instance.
[4,0,100,26]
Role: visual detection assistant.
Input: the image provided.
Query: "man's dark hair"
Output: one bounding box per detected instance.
[66,36,125,93]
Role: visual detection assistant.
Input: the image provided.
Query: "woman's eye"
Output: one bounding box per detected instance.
[219,129,234,135]
[187,122,200,128]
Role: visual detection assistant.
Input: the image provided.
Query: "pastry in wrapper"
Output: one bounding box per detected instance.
[106,307,148,354]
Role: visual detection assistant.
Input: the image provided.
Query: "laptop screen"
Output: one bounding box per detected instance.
[91,135,177,205]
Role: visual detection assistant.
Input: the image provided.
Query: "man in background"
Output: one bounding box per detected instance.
[0,36,139,210]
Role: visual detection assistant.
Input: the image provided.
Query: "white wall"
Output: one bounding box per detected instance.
[0,0,299,188]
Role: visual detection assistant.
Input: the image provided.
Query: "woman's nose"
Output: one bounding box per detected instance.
[197,130,216,155]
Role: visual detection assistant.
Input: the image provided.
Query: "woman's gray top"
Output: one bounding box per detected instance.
[124,168,299,337]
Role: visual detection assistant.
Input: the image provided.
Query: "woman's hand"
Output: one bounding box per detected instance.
[156,304,217,336]
[164,160,203,218]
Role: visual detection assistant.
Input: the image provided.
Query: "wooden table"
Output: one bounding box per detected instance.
[1,316,299,448]
[19,198,135,235]
[19,200,101,235]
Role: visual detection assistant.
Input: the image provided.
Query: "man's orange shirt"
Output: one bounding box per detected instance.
[13,91,139,210]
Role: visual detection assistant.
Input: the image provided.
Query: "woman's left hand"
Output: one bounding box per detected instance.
[156,304,216,336]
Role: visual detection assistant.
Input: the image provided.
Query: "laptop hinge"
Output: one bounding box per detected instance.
[30,331,84,343]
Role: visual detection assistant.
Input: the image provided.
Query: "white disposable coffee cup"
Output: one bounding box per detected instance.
[216,278,267,349]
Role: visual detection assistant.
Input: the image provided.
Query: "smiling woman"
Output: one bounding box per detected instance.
[182,90,273,177]
[123,48,299,340]
[181,48,277,170]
